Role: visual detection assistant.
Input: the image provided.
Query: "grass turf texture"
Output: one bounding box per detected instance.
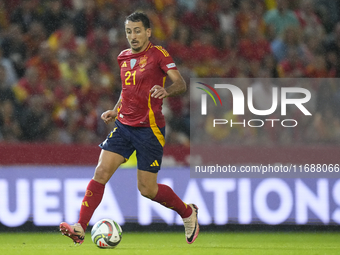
[0,232,339,255]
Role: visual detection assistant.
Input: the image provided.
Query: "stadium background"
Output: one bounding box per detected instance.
[1,0,340,232]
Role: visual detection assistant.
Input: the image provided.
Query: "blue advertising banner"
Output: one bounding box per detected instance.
[0,166,340,227]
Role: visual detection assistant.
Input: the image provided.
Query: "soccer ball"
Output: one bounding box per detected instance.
[91,219,122,248]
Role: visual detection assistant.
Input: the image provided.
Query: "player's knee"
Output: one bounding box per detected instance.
[138,184,157,199]
[93,165,111,184]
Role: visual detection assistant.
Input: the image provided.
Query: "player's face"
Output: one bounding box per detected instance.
[125,20,151,53]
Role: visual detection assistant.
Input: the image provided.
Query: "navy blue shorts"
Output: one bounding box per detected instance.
[99,120,165,173]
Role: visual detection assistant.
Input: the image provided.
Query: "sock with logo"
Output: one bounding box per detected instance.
[152,184,192,218]
[78,179,105,231]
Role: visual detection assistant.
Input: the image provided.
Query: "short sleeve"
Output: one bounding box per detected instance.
[154,46,178,74]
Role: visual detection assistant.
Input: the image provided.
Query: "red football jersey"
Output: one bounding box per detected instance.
[117,42,177,128]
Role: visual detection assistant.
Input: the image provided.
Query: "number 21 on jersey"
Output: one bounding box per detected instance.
[125,71,136,85]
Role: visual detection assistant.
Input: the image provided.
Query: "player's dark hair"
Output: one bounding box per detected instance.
[125,12,151,29]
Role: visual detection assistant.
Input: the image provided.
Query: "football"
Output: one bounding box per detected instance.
[91,219,122,248]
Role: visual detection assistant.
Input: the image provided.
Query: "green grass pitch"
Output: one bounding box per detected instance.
[0,231,339,255]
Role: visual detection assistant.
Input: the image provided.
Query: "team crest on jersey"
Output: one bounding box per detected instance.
[130,59,137,69]
[139,56,148,68]
[139,56,148,72]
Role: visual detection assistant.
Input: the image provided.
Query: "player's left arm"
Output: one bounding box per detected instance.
[150,70,186,99]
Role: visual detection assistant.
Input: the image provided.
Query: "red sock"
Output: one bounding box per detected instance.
[152,184,192,218]
[78,179,105,231]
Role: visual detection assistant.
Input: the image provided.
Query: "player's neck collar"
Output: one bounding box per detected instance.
[131,42,152,55]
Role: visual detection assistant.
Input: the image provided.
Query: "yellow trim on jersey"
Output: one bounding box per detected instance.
[146,43,152,52]
[148,94,165,147]
[163,76,166,87]
[155,46,169,57]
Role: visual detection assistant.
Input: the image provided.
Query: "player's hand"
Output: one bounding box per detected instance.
[150,85,169,99]
[101,110,117,124]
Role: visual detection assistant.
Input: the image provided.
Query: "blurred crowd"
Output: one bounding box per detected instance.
[0,0,340,146]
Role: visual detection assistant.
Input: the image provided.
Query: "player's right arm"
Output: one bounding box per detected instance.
[150,70,186,99]
[101,92,122,124]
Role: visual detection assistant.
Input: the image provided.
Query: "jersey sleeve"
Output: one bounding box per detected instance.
[117,49,130,68]
[154,46,178,74]
[117,54,122,67]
